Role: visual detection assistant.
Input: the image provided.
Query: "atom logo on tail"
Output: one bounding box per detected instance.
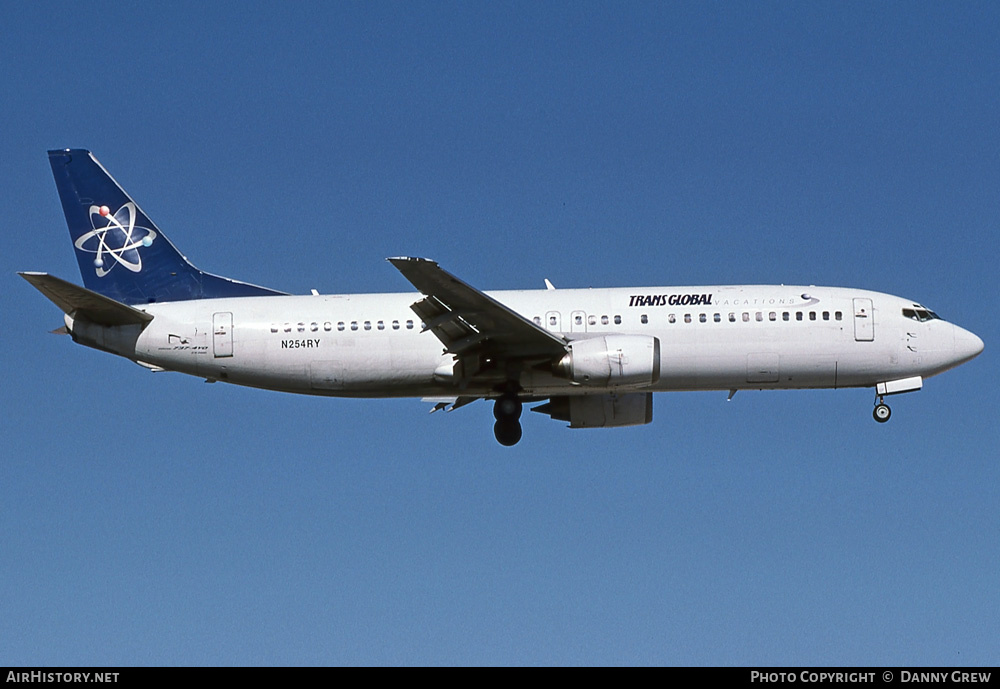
[74,202,157,277]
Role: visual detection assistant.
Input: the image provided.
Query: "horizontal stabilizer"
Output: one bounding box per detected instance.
[19,272,153,326]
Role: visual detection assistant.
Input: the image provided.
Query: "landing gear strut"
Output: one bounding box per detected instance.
[493,393,523,446]
[873,396,891,423]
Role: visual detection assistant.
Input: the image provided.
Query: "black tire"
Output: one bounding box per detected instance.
[493,395,523,421]
[873,403,891,423]
[494,420,522,446]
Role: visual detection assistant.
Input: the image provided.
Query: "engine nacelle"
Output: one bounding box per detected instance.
[555,335,660,388]
[533,393,653,428]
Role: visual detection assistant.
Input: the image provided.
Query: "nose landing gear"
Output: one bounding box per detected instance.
[493,393,523,446]
[873,396,891,423]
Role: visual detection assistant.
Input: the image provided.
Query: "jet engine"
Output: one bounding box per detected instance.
[554,335,660,388]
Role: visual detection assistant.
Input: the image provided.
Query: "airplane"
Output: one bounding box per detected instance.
[22,149,984,446]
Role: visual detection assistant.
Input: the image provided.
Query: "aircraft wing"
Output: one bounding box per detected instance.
[388,257,567,360]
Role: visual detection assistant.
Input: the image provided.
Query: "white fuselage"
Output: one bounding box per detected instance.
[104,284,981,399]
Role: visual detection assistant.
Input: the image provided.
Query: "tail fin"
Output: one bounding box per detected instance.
[48,149,285,304]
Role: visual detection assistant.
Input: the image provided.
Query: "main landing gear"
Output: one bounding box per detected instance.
[493,393,523,446]
[873,396,891,423]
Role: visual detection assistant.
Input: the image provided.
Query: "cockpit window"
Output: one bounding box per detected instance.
[903,308,941,322]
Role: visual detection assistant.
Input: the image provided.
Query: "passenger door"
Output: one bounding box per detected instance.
[213,312,233,357]
[853,298,874,342]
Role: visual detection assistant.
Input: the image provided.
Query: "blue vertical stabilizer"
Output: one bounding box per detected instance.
[48,149,285,304]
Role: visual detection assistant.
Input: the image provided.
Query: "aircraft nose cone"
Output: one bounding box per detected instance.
[953,325,984,365]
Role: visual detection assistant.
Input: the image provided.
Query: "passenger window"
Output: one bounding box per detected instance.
[769,312,776,321]
[406,320,414,329]
[575,314,583,325]
[756,312,763,322]
[533,316,541,326]
[549,315,557,326]
[729,313,736,323]
[364,321,371,330]
[310,322,319,332]
[782,312,789,321]
[714,313,721,323]
[601,315,609,325]
[684,314,692,324]
[270,325,278,333]
[742,312,750,322]
[350,321,358,331]
[699,313,707,323]
[297,322,306,332]
[588,315,597,326]
[668,314,676,324]
[337,322,345,331]
[796,312,803,321]
[614,315,622,325]
[823,311,829,321]
[809,312,816,321]
[323,322,332,331]
[377,321,385,330]
[835,311,842,321]
[641,314,648,324]
[392,320,400,330]
[284,323,291,333]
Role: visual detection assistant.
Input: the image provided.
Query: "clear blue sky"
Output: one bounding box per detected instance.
[2,2,997,665]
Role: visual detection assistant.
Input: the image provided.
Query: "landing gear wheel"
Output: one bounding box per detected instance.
[493,394,522,421]
[493,391,523,445]
[494,419,523,446]
[873,403,891,423]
